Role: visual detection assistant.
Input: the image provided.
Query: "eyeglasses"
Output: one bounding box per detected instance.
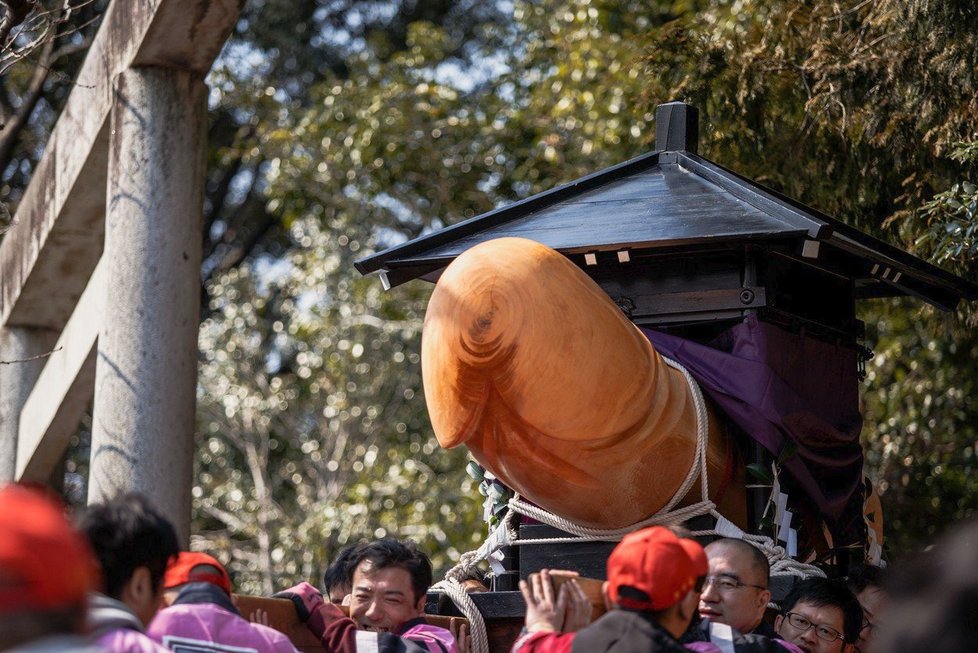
[861,604,878,635]
[702,575,767,592]
[783,611,845,643]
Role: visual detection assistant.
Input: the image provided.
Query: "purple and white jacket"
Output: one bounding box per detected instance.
[148,582,300,653]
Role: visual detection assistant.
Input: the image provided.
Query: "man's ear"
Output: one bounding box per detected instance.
[755,589,772,613]
[122,566,151,602]
[122,566,161,626]
[414,592,427,616]
[774,614,784,633]
[678,589,699,623]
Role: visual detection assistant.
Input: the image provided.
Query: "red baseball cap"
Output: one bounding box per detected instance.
[163,552,232,596]
[0,484,99,612]
[607,526,708,611]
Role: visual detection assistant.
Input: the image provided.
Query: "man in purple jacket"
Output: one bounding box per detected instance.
[80,493,179,653]
[148,551,299,652]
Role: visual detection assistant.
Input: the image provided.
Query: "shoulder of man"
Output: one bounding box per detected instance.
[95,627,171,653]
[570,610,688,653]
[6,634,103,653]
[750,621,779,640]
[510,630,576,653]
[149,603,300,653]
[396,617,458,653]
[696,620,800,653]
[244,620,302,652]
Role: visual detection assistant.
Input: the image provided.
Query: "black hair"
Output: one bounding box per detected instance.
[78,493,179,599]
[707,538,771,587]
[780,577,863,643]
[347,538,433,603]
[843,563,886,595]
[323,543,358,596]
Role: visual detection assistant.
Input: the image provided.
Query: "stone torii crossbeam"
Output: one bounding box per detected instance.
[0,0,243,544]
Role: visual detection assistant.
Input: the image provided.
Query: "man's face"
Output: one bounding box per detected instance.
[855,586,885,652]
[775,600,848,653]
[698,543,770,633]
[328,582,351,605]
[349,560,424,633]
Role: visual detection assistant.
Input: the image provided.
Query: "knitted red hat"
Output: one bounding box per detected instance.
[607,526,708,611]
[0,484,99,612]
[163,551,232,596]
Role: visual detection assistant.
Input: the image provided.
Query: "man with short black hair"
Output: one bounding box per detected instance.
[80,492,179,652]
[512,525,709,652]
[842,565,886,653]
[774,578,861,653]
[323,543,357,604]
[277,537,457,652]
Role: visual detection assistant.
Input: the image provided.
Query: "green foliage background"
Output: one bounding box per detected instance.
[190,0,977,592]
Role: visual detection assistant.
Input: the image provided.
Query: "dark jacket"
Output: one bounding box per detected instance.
[512,609,688,653]
[684,619,802,653]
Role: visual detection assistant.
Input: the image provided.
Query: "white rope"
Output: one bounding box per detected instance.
[430,572,490,653]
[660,355,712,513]
[686,511,826,581]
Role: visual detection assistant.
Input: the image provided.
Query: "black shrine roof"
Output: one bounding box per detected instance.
[355,103,977,312]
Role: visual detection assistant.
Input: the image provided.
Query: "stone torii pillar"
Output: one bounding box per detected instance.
[87,67,206,545]
[0,327,59,482]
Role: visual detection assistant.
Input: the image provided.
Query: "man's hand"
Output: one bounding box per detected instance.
[559,578,592,632]
[272,581,325,622]
[521,568,593,634]
[520,569,563,633]
[450,619,470,653]
[249,608,271,626]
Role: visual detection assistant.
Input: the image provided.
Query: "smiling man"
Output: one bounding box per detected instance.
[774,578,861,653]
[276,538,457,653]
[698,539,773,637]
[347,539,454,649]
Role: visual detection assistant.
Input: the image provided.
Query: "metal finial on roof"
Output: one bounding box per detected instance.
[655,101,699,154]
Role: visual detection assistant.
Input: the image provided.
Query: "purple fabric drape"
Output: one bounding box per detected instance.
[642,315,865,544]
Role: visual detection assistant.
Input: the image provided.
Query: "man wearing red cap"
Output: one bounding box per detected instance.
[0,484,100,652]
[147,551,299,652]
[512,526,709,653]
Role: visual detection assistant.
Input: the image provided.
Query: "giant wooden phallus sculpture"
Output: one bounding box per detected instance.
[422,237,745,529]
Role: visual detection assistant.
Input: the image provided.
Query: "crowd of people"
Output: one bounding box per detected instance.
[513,524,974,653]
[2,482,976,653]
[0,485,459,652]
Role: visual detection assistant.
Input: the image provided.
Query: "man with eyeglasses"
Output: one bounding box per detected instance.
[842,565,886,653]
[774,578,862,653]
[698,538,774,637]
